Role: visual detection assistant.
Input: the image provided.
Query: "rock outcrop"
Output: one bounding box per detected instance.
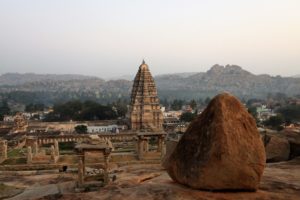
[262,134,290,162]
[166,93,266,190]
[283,129,300,159]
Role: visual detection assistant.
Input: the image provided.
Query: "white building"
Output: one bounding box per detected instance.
[3,115,14,122]
[87,125,119,133]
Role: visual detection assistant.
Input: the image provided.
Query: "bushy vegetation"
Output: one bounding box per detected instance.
[75,125,88,134]
[44,100,127,121]
[277,105,300,123]
[25,103,45,112]
[180,112,197,122]
[247,106,259,122]
[0,100,10,120]
[263,115,285,130]
[262,105,300,130]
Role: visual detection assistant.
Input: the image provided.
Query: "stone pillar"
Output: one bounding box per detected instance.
[137,137,144,160]
[82,152,86,176]
[50,145,56,163]
[33,141,39,155]
[144,138,149,152]
[161,136,166,159]
[0,140,7,163]
[78,158,84,186]
[157,136,162,152]
[54,140,59,157]
[103,148,111,184]
[27,146,32,164]
[104,150,110,171]
[3,141,7,160]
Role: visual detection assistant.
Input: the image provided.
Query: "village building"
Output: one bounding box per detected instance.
[87,125,119,133]
[3,115,14,122]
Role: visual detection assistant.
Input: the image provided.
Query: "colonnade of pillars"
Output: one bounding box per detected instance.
[27,139,60,164]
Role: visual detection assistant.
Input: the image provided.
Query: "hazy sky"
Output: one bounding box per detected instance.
[0,0,299,78]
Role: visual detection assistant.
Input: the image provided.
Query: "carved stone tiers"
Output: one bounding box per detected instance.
[129,61,163,131]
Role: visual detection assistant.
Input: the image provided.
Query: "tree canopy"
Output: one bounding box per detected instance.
[75,125,88,134]
[180,112,197,122]
[0,101,10,121]
[277,105,300,123]
[44,100,121,121]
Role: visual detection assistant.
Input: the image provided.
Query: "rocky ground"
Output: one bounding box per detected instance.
[0,158,299,200]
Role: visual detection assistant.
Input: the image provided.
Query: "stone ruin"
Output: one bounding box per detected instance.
[11,112,28,133]
[26,138,60,164]
[165,93,266,190]
[135,132,166,160]
[75,135,112,191]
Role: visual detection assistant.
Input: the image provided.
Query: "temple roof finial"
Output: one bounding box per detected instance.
[142,59,145,65]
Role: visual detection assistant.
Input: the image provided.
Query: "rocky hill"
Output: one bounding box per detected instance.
[155,64,300,99]
[0,65,300,104]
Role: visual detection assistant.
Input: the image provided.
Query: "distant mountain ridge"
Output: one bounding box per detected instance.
[0,65,299,104]
[0,73,98,86]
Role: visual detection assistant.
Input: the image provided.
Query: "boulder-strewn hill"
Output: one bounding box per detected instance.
[0,65,300,104]
[155,64,300,99]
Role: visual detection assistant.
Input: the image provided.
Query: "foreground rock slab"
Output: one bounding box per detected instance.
[61,161,300,200]
[166,93,266,190]
[8,184,61,200]
[1,161,299,200]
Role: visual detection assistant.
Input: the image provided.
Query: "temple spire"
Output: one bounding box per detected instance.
[129,61,163,132]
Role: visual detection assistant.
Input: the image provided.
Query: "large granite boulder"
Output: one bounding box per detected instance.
[283,130,300,159]
[166,93,266,190]
[262,133,290,162]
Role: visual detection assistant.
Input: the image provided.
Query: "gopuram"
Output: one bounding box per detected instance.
[129,60,163,131]
[129,60,166,159]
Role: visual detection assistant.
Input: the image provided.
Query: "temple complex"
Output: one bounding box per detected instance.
[129,60,163,132]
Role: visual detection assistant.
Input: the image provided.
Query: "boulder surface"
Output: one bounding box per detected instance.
[263,134,290,162]
[166,93,266,190]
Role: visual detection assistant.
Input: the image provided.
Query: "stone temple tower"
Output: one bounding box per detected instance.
[129,60,163,131]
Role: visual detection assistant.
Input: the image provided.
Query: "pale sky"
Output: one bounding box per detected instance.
[0,0,299,78]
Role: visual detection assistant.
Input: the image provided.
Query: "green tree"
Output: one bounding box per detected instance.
[277,105,300,123]
[263,115,284,130]
[204,97,211,105]
[75,125,88,134]
[25,103,45,112]
[248,106,258,121]
[180,112,196,122]
[171,99,184,111]
[0,100,10,121]
[113,99,128,118]
[44,100,118,122]
[189,99,197,110]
